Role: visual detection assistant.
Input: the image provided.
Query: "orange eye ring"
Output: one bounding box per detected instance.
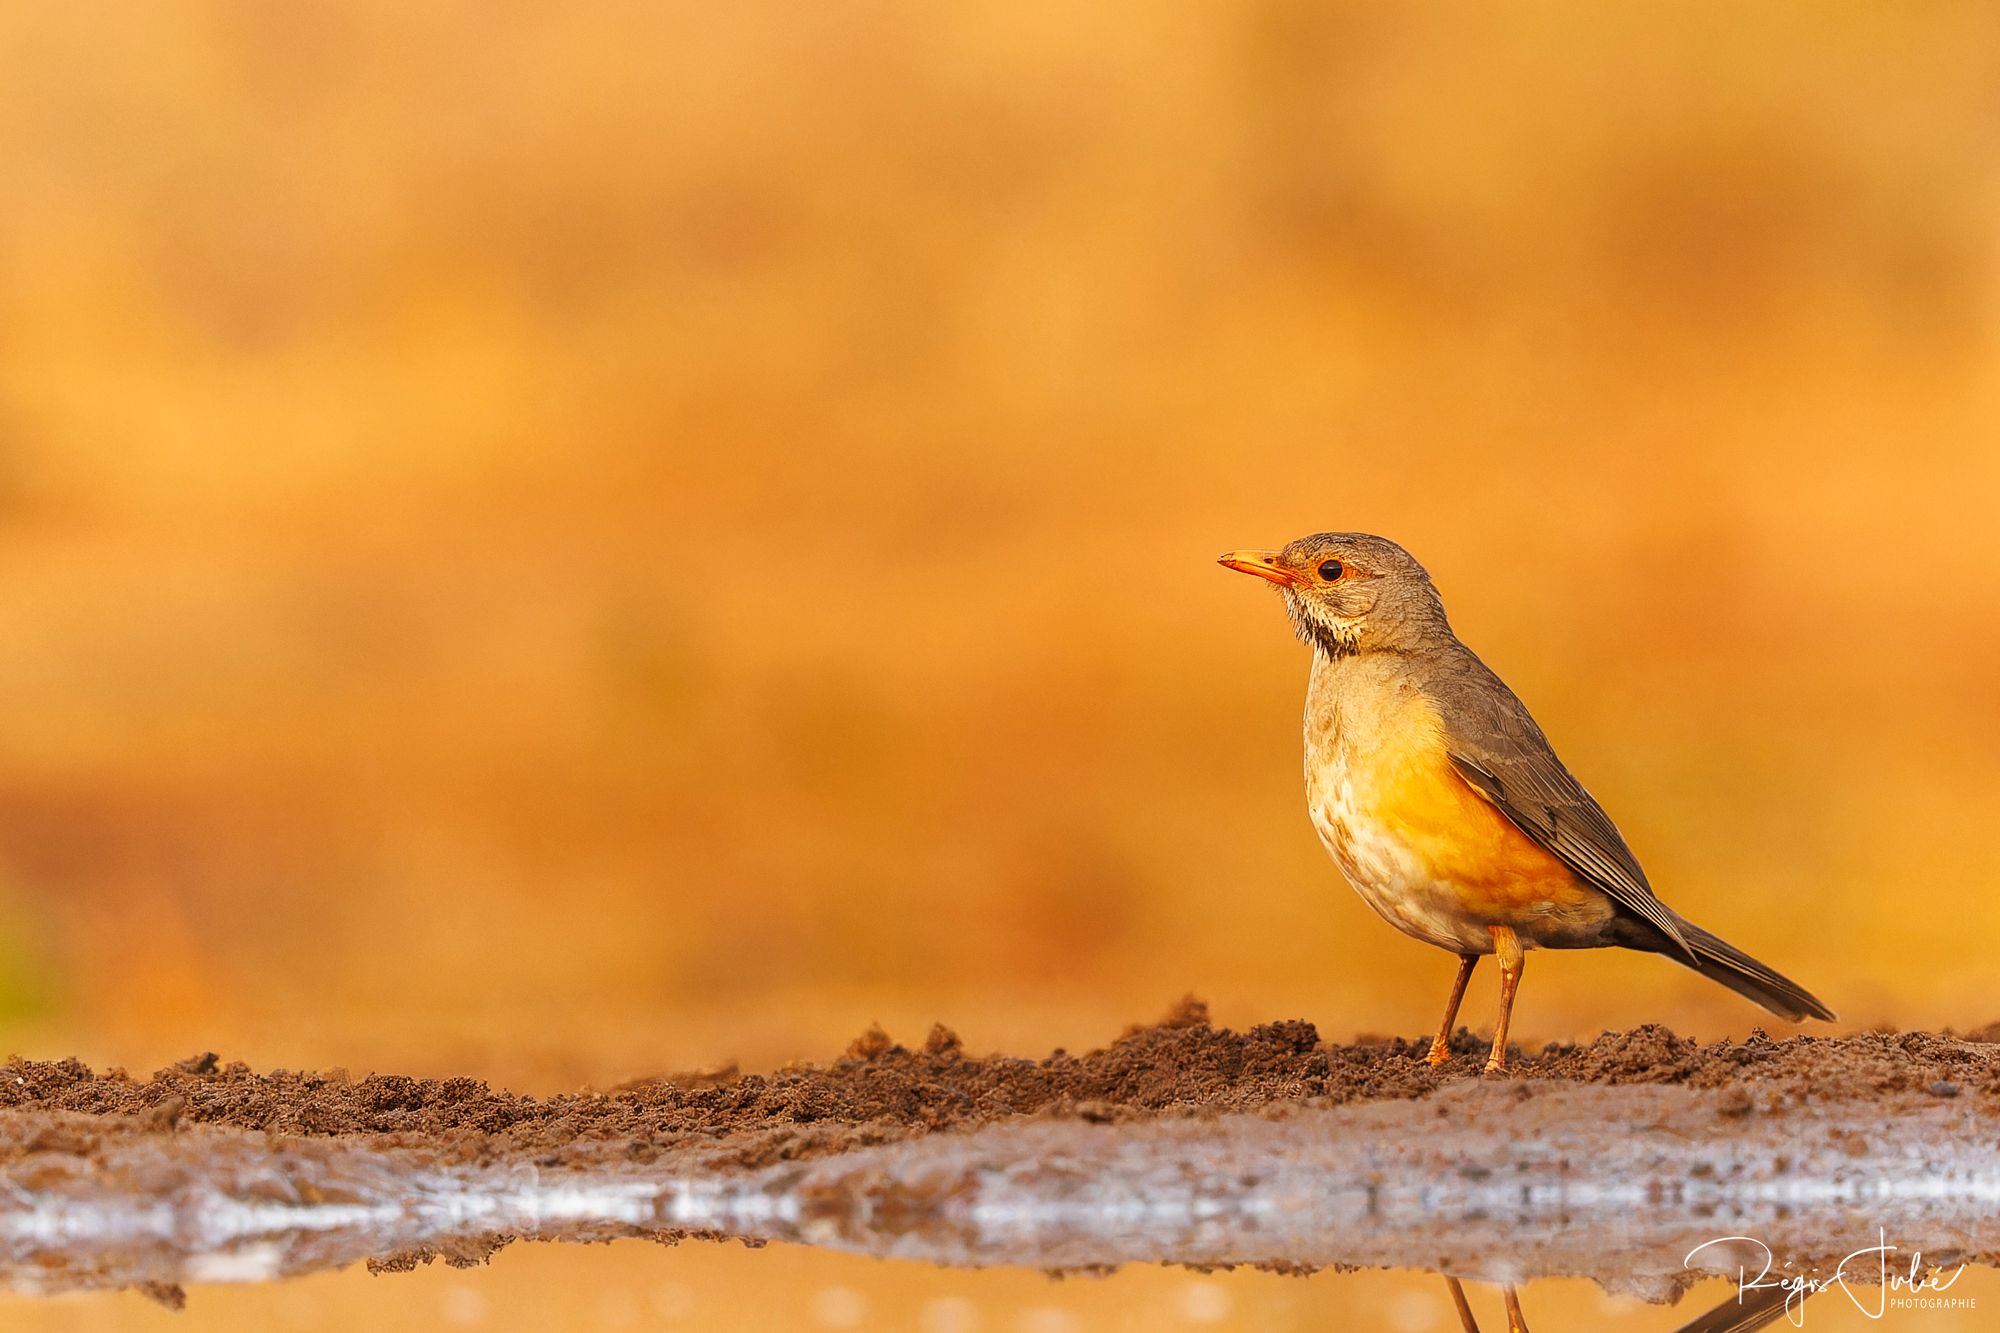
[1317,559,1345,581]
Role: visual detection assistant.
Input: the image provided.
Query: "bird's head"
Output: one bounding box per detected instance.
[1217,532,1450,658]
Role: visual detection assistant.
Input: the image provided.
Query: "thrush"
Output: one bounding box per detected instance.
[1219,533,1833,1073]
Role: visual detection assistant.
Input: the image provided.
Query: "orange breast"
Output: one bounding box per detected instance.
[1354,699,1596,919]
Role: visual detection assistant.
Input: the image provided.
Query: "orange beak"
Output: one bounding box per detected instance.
[1217,549,1309,589]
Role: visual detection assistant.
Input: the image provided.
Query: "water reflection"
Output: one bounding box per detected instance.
[0,1080,1986,1326]
[1444,1276,1796,1332]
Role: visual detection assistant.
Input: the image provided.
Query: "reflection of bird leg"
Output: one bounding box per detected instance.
[1484,926,1523,1074]
[1427,955,1478,1065]
[1444,1276,1480,1331]
[1503,1284,1530,1333]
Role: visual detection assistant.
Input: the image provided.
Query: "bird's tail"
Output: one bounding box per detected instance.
[1664,918,1836,1023]
[1671,1280,1804,1333]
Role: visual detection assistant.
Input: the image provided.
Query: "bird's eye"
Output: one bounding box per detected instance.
[1317,559,1345,581]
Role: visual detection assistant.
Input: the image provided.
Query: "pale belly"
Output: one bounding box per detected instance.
[1307,760,1493,952]
[1304,744,1617,955]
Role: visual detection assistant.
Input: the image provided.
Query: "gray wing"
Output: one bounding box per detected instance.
[1426,648,1695,961]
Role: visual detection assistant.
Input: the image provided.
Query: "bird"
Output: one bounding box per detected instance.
[1218,532,1833,1073]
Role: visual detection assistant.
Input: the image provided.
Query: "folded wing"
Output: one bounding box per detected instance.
[1427,649,1696,962]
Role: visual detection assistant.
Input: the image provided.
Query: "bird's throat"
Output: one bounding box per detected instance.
[1283,593,1360,660]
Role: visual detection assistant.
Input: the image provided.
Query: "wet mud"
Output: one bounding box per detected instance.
[1,999,1995,1307]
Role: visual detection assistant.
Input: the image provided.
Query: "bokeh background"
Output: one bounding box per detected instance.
[2,2,1999,1328]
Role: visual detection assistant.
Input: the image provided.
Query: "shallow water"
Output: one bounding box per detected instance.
[0,1080,1990,1330]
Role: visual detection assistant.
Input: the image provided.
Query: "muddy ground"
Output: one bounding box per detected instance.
[5,998,1994,1173]
[1,998,1996,1304]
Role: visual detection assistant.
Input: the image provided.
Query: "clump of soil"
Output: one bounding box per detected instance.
[1,999,1995,1175]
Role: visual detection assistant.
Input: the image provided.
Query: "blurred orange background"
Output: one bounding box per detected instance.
[1,4,1999,1325]
[3,0,1998,1086]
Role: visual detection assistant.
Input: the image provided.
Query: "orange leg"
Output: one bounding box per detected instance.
[1444,1276,1479,1331]
[1503,1284,1530,1332]
[1484,925,1524,1074]
[1427,954,1479,1066]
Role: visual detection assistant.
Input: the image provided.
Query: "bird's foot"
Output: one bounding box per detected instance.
[1481,1052,1508,1076]
[1424,1037,1452,1067]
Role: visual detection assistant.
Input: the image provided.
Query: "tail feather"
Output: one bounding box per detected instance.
[1672,1281,1804,1333]
[1665,918,1836,1023]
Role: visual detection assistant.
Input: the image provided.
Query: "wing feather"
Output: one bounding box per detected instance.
[1427,649,1695,961]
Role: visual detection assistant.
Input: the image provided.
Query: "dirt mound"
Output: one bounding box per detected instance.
[2,1004,1997,1303]
[2,1001,1995,1174]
